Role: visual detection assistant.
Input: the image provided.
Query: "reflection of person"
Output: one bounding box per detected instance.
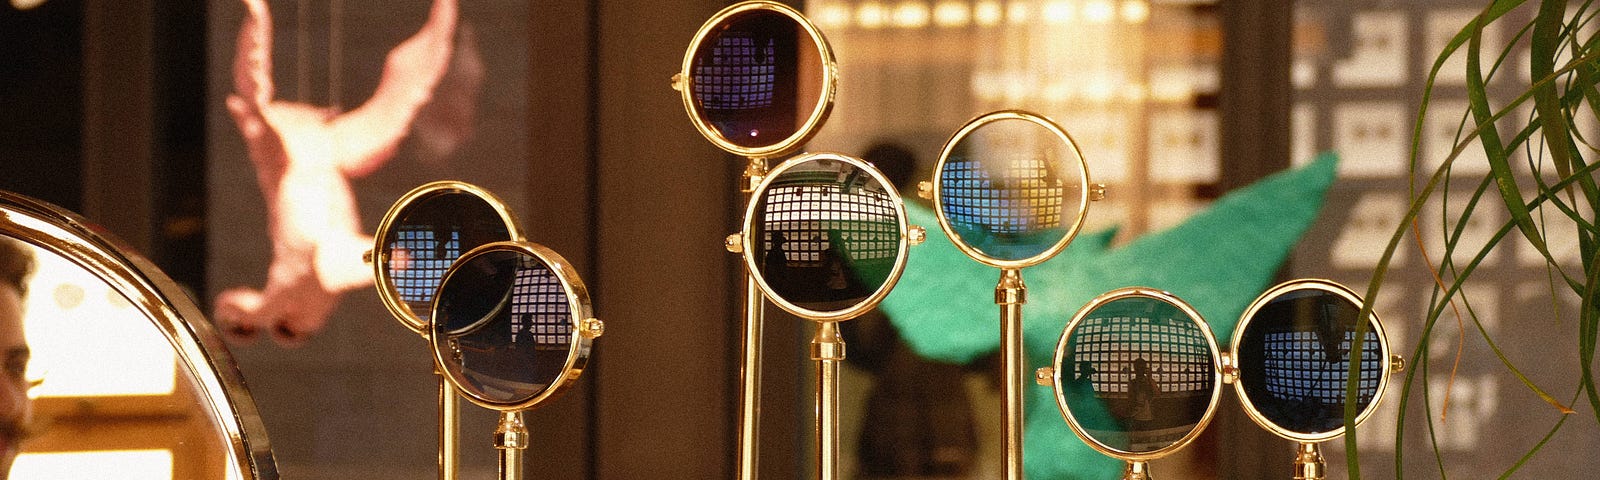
[1129,357,1158,423]
[0,239,36,478]
[215,0,475,344]
[1074,360,1098,387]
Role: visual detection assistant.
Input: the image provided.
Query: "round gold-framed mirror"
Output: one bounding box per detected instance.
[429,241,599,412]
[1049,287,1223,466]
[0,191,277,479]
[372,181,521,336]
[739,153,915,322]
[1230,278,1396,442]
[675,0,837,159]
[929,110,1096,269]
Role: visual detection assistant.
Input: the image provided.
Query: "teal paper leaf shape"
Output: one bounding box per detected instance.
[878,152,1340,479]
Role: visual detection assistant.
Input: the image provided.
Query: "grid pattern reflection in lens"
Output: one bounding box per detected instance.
[689,10,801,149]
[754,163,899,313]
[375,183,518,332]
[933,112,1089,266]
[1238,287,1385,436]
[1062,297,1216,455]
[435,249,576,407]
[390,226,461,310]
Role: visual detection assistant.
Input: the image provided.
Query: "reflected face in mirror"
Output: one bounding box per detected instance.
[1060,296,1216,455]
[750,159,903,315]
[939,117,1086,264]
[1237,287,1384,436]
[0,239,31,478]
[689,8,824,150]
[433,248,576,406]
[381,192,514,325]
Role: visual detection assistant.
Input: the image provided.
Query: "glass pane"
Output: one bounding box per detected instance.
[432,249,574,406]
[751,158,902,314]
[1237,287,1383,436]
[689,8,826,150]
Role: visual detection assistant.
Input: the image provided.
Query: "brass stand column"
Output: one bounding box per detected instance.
[496,411,528,480]
[1292,442,1324,480]
[810,322,845,480]
[1123,461,1152,480]
[739,156,768,480]
[996,268,1027,480]
[439,377,461,480]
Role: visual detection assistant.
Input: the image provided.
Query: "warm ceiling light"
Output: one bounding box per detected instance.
[1042,1,1074,24]
[933,1,971,27]
[858,2,889,28]
[974,1,1004,26]
[894,1,931,28]
[1121,0,1151,24]
[814,3,853,29]
[1082,0,1116,24]
[1007,1,1032,24]
[11,0,47,9]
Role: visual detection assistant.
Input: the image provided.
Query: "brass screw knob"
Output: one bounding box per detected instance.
[907,225,927,246]
[917,181,933,200]
[362,249,374,265]
[725,234,743,253]
[1090,183,1107,201]
[1391,355,1406,373]
[581,318,605,339]
[1035,367,1055,387]
[670,73,685,92]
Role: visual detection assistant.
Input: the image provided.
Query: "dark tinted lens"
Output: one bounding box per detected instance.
[1238,289,1384,436]
[752,159,901,314]
[939,118,1085,262]
[383,193,513,323]
[433,249,574,405]
[689,9,822,149]
[1061,296,1215,453]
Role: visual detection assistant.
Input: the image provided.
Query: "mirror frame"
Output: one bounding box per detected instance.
[371,181,522,336]
[1229,278,1395,443]
[0,191,278,478]
[1049,286,1223,461]
[429,241,599,412]
[675,0,838,159]
[739,152,913,322]
[930,109,1094,269]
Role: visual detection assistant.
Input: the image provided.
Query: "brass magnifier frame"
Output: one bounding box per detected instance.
[1040,287,1224,480]
[1225,279,1403,480]
[922,109,1103,479]
[429,241,602,480]
[675,3,838,479]
[733,153,921,480]
[370,181,521,480]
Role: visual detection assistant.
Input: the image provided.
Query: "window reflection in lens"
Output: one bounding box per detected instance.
[1237,288,1384,436]
[433,249,573,405]
[939,117,1085,263]
[751,159,902,314]
[689,9,823,149]
[383,193,513,324]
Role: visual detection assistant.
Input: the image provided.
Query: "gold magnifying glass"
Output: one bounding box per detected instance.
[730,153,922,480]
[430,241,602,480]
[370,181,521,480]
[1040,287,1224,480]
[1226,279,1403,480]
[675,3,838,478]
[920,110,1105,479]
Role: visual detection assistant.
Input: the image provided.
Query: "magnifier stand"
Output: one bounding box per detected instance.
[1122,460,1152,480]
[439,375,462,480]
[810,322,845,480]
[738,156,769,480]
[494,411,529,480]
[1292,442,1325,480]
[995,268,1027,480]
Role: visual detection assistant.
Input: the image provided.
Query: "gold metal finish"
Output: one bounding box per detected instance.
[1123,460,1153,480]
[726,234,745,253]
[1229,278,1397,443]
[739,153,916,322]
[1035,367,1055,387]
[0,191,278,478]
[581,318,606,339]
[440,379,460,480]
[929,110,1094,270]
[1392,354,1406,373]
[363,248,374,264]
[916,180,933,200]
[996,268,1027,480]
[495,412,528,480]
[1291,442,1325,480]
[812,322,845,480]
[1090,183,1108,202]
[677,1,838,159]
[736,156,771,480]
[1219,352,1239,385]
[372,181,521,336]
[744,156,770,193]
[1049,287,1224,462]
[907,225,926,246]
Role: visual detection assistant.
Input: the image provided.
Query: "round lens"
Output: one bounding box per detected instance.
[748,155,906,318]
[686,5,829,153]
[432,247,579,407]
[1057,293,1218,456]
[1235,284,1386,438]
[936,113,1088,266]
[378,189,515,330]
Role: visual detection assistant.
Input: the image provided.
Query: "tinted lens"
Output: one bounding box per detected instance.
[689,9,823,149]
[939,117,1086,263]
[382,193,513,324]
[1237,289,1384,436]
[1061,296,1215,454]
[433,249,574,405]
[751,159,902,315]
